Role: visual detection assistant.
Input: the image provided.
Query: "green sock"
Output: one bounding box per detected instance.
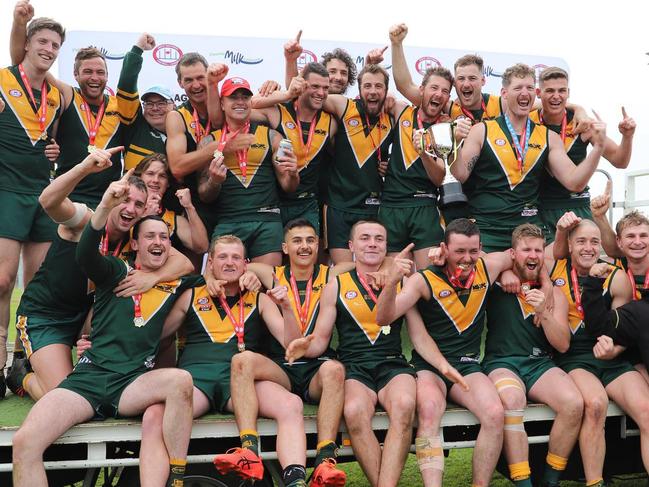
[314,440,337,467]
[513,478,533,487]
[240,432,259,455]
[541,463,562,486]
[166,458,186,487]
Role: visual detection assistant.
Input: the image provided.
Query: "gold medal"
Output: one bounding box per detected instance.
[87,145,97,153]
[133,316,145,327]
[381,325,391,335]
[521,284,531,293]
[40,132,49,141]
[238,342,246,352]
[213,149,223,160]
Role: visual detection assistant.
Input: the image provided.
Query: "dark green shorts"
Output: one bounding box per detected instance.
[323,205,378,250]
[411,352,482,391]
[277,356,330,403]
[180,361,231,413]
[343,355,415,393]
[439,203,470,226]
[540,205,592,243]
[482,354,556,391]
[472,217,547,253]
[16,313,86,358]
[0,190,56,242]
[379,205,444,252]
[555,352,635,387]
[57,360,144,420]
[280,199,320,235]
[212,220,283,259]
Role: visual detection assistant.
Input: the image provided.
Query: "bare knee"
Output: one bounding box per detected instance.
[231,351,256,377]
[558,390,584,424]
[498,389,527,411]
[319,360,345,386]
[141,403,165,435]
[0,272,16,296]
[386,393,416,427]
[344,398,373,431]
[477,399,505,430]
[275,393,303,422]
[167,369,193,400]
[13,425,44,462]
[417,394,446,427]
[583,393,608,425]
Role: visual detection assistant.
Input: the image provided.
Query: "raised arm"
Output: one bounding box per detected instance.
[598,107,635,169]
[174,188,209,254]
[10,1,32,64]
[589,180,621,258]
[116,34,155,126]
[388,24,421,106]
[551,211,582,260]
[283,30,302,90]
[206,63,228,128]
[251,76,305,109]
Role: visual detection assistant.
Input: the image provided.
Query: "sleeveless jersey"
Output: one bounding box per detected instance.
[210,122,280,221]
[0,66,63,194]
[614,257,646,300]
[276,103,331,205]
[179,285,267,366]
[449,93,502,122]
[551,258,615,354]
[327,99,393,213]
[416,258,490,360]
[335,270,404,362]
[485,283,552,358]
[465,116,549,225]
[529,109,591,209]
[172,101,208,202]
[382,105,439,207]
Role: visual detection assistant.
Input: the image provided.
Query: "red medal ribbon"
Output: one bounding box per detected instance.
[626,268,649,301]
[460,97,486,123]
[365,113,383,163]
[100,228,124,257]
[132,264,143,320]
[446,266,476,290]
[357,273,379,304]
[570,267,584,320]
[416,109,442,129]
[218,122,250,182]
[294,103,318,160]
[289,272,313,333]
[82,96,106,147]
[219,293,246,350]
[539,109,567,143]
[191,106,211,143]
[18,63,48,138]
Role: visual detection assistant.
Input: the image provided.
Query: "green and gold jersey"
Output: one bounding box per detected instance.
[210,122,280,221]
[17,234,93,318]
[614,257,646,300]
[485,283,552,358]
[465,116,549,225]
[77,223,195,374]
[552,258,615,354]
[0,66,63,194]
[382,105,439,207]
[529,109,590,209]
[267,264,330,360]
[179,284,267,366]
[276,103,331,205]
[327,99,393,213]
[416,258,490,361]
[449,93,502,122]
[335,269,403,362]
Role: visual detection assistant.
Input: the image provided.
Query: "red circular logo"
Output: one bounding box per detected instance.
[415,56,441,75]
[297,49,318,71]
[153,44,184,66]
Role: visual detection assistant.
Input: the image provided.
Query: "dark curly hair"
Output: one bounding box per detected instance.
[321,48,357,87]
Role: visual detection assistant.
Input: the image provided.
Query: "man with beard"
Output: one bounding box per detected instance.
[547,215,649,487]
[451,63,606,251]
[12,173,197,487]
[376,218,514,487]
[1,3,66,397]
[482,224,583,487]
[531,67,635,234]
[320,66,394,264]
[286,220,416,487]
[198,77,299,265]
[379,34,452,269]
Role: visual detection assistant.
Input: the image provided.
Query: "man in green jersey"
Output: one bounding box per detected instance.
[12,172,196,487]
[1,3,66,397]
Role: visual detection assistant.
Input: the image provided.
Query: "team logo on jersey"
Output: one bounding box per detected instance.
[197,297,209,305]
[215,50,263,65]
[348,118,360,127]
[415,56,442,75]
[345,290,358,299]
[286,121,296,130]
[402,120,411,128]
[297,49,318,70]
[9,89,22,97]
[439,289,452,298]
[495,138,506,146]
[154,44,183,66]
[554,278,566,286]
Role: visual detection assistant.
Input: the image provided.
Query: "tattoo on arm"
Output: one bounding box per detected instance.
[466,155,479,173]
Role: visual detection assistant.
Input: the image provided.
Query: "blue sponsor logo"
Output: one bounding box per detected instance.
[92,46,126,60]
[215,50,263,65]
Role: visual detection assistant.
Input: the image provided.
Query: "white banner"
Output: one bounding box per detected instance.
[58,31,569,103]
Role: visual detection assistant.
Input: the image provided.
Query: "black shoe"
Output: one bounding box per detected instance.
[6,357,31,397]
[0,373,6,399]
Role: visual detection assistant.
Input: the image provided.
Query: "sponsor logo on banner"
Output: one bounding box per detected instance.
[216,50,263,65]
[154,44,183,66]
[297,50,317,70]
[415,56,441,75]
[95,47,126,60]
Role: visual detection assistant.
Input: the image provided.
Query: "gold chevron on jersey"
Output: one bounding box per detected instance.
[191,286,258,343]
[137,278,183,325]
[72,90,120,149]
[398,106,421,170]
[210,125,270,188]
[515,290,537,320]
[177,105,201,144]
[551,259,616,334]
[485,119,547,190]
[278,105,330,170]
[274,264,329,336]
[160,208,177,238]
[449,94,502,121]
[529,109,578,153]
[338,272,385,344]
[342,100,391,168]
[422,258,490,334]
[0,68,61,144]
[116,86,141,125]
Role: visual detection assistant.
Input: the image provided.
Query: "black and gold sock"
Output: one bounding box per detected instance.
[314,440,337,467]
[166,458,186,487]
[240,429,259,455]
